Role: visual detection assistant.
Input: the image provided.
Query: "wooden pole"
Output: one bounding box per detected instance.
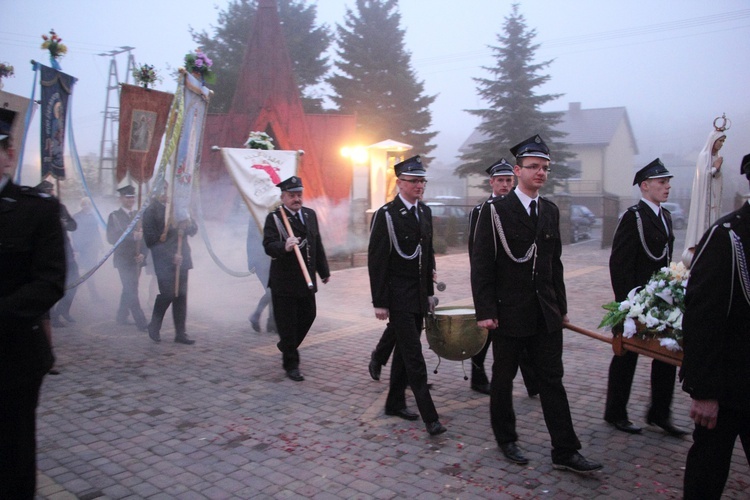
[279,207,314,289]
[174,225,184,296]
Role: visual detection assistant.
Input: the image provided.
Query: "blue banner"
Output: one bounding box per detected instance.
[40,64,76,179]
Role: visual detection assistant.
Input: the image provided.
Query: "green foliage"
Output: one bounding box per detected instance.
[456,4,575,193]
[327,0,437,157]
[190,0,332,114]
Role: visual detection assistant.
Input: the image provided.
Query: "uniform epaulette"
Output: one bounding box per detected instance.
[627,205,640,213]
[19,186,52,199]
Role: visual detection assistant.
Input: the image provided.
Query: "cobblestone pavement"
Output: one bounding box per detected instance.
[34,232,749,499]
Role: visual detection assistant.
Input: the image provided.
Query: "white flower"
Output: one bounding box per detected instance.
[623,317,637,338]
[666,308,681,325]
[618,300,631,311]
[659,337,682,351]
[628,302,645,317]
[644,310,660,328]
[655,288,673,305]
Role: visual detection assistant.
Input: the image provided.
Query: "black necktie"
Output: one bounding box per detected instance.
[529,200,538,227]
[410,205,418,221]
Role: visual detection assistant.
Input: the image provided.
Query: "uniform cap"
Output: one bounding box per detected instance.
[633,158,672,186]
[486,158,514,177]
[394,155,427,177]
[509,135,550,161]
[117,185,136,197]
[276,176,304,192]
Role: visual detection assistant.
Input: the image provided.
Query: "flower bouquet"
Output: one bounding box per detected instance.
[132,64,161,89]
[184,48,215,85]
[41,29,67,60]
[0,63,14,79]
[600,262,689,354]
[244,131,274,150]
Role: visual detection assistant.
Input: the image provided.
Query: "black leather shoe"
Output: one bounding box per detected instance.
[608,419,642,434]
[647,418,687,437]
[175,336,195,345]
[369,352,382,381]
[471,383,491,395]
[385,408,419,421]
[286,369,304,381]
[425,421,447,436]
[552,452,602,474]
[500,442,529,465]
[148,327,161,343]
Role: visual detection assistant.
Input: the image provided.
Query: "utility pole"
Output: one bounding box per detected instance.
[97,46,135,192]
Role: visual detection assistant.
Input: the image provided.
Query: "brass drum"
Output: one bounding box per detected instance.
[425,306,488,361]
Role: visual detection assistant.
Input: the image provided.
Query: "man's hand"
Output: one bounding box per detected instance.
[562,314,570,324]
[173,254,183,266]
[428,296,438,313]
[285,236,300,252]
[689,399,719,430]
[478,318,498,329]
[374,307,389,320]
[135,254,145,265]
[322,276,330,284]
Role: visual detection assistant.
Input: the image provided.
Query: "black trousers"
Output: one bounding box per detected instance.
[472,333,539,395]
[0,374,44,500]
[604,352,676,423]
[490,330,581,460]
[116,266,147,328]
[385,310,438,424]
[271,293,316,371]
[372,323,395,366]
[149,266,188,337]
[684,406,750,500]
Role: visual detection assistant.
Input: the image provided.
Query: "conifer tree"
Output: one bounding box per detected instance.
[457,3,574,192]
[328,0,437,157]
[191,0,332,114]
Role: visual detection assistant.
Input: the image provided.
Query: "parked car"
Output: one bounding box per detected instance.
[661,202,685,229]
[570,204,595,243]
[425,202,469,247]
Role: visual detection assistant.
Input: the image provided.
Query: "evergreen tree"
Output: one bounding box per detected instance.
[190,0,332,114]
[456,3,574,193]
[328,0,437,157]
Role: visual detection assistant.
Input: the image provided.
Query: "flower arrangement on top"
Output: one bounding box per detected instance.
[132,64,161,89]
[184,48,215,84]
[599,262,689,352]
[0,63,14,79]
[41,29,67,60]
[244,131,274,150]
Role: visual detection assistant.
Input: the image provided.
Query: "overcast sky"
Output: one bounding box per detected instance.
[2,0,749,183]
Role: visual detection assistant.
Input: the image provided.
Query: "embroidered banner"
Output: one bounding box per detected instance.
[39,64,75,179]
[117,84,173,183]
[220,148,299,231]
[170,72,209,223]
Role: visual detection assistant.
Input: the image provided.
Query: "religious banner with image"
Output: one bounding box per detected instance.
[169,71,210,223]
[220,147,299,230]
[39,64,76,179]
[117,84,173,183]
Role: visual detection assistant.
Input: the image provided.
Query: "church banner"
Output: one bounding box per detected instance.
[117,84,173,183]
[170,72,210,223]
[39,64,75,179]
[220,147,299,230]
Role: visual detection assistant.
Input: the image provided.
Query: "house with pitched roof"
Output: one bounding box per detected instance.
[460,102,639,214]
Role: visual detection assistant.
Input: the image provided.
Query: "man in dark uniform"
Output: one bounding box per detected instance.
[468,158,538,397]
[0,108,66,498]
[142,184,198,345]
[263,176,330,381]
[471,135,601,473]
[368,155,446,436]
[37,180,78,327]
[604,159,687,437]
[107,185,148,331]
[681,154,750,499]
